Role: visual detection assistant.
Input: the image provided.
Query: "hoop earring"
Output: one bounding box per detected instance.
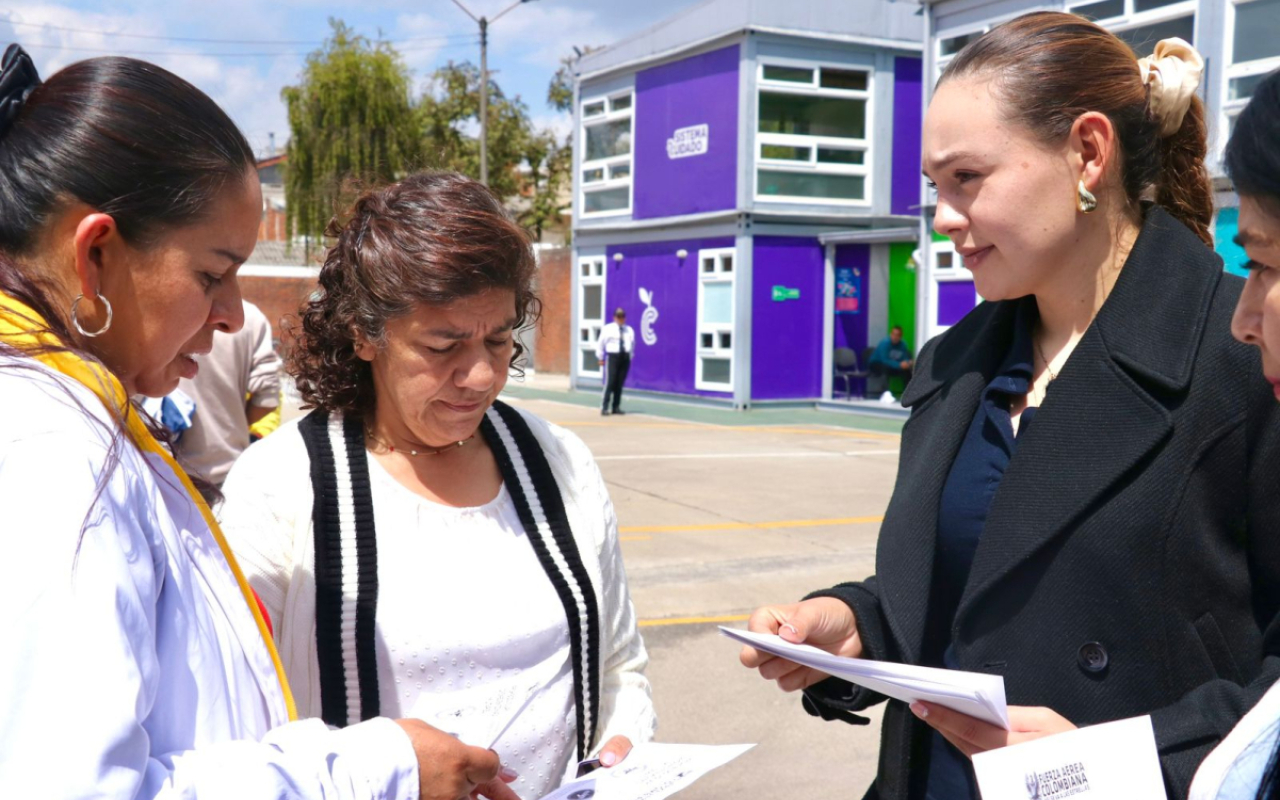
[71,293,113,338]
[1077,179,1098,214]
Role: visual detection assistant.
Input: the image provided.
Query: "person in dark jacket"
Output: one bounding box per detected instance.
[1189,69,1280,800]
[739,14,1280,800]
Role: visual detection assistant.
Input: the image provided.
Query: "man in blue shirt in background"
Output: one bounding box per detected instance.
[869,325,914,393]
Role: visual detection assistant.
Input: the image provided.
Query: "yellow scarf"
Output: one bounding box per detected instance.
[0,290,297,721]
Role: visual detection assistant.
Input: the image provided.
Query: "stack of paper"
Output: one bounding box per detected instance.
[720,626,1009,730]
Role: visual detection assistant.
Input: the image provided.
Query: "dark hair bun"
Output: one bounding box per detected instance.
[0,44,41,139]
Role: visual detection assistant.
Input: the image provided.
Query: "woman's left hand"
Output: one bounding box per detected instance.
[597,735,634,768]
[910,702,1077,758]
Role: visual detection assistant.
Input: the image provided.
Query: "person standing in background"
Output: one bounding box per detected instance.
[176,299,282,487]
[597,307,634,416]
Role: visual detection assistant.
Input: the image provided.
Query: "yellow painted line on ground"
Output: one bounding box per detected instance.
[619,514,885,535]
[638,614,750,628]
[619,535,653,542]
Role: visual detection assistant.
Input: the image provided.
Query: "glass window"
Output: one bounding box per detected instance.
[701,333,714,348]
[721,256,733,272]
[702,283,733,324]
[585,119,631,161]
[758,170,866,200]
[763,65,813,83]
[940,32,980,56]
[817,147,864,165]
[609,94,632,112]
[609,163,631,180]
[702,257,715,273]
[937,251,954,269]
[1114,16,1194,57]
[583,101,605,118]
[583,187,629,214]
[761,144,812,161]
[820,68,869,91]
[581,350,600,372]
[583,167,604,183]
[759,93,867,139]
[1230,72,1268,101]
[1070,0,1125,19]
[719,332,732,348]
[1135,0,1187,10]
[583,285,602,319]
[1234,0,1280,64]
[701,358,732,384]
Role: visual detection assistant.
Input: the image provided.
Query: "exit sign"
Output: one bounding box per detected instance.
[771,286,800,302]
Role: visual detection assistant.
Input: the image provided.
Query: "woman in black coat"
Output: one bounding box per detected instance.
[741,14,1280,800]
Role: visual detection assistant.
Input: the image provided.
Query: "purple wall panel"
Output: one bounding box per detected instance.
[891,57,923,217]
[751,237,826,400]
[633,45,740,220]
[833,244,870,360]
[605,237,736,396]
[937,281,977,326]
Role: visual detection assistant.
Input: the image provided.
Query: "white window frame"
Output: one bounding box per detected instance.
[580,91,634,218]
[695,248,736,392]
[1223,0,1280,153]
[934,27,987,81]
[1064,0,1197,52]
[753,60,874,206]
[577,256,607,378]
[929,239,974,283]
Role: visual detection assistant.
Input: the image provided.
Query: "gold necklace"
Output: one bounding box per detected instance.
[1032,337,1058,405]
[369,431,476,457]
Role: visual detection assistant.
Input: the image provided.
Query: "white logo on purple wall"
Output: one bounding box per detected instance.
[666,124,709,159]
[638,287,659,346]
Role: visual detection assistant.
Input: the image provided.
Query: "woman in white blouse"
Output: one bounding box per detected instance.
[1189,68,1280,800]
[0,45,515,800]
[220,171,656,800]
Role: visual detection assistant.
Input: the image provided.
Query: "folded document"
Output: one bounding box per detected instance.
[720,626,1009,729]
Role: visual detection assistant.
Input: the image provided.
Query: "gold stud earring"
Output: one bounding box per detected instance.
[1077,179,1098,214]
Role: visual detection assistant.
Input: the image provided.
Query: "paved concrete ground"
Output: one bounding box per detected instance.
[498,383,901,799]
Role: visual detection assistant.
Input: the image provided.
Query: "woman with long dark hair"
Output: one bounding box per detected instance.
[739,13,1280,800]
[0,44,519,799]
[1189,68,1280,800]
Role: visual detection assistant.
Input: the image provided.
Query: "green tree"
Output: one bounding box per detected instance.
[418,61,533,202]
[282,20,420,242]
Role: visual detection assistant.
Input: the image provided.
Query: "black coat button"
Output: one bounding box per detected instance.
[1078,642,1109,673]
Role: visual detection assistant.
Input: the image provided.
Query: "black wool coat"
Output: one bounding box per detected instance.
[804,208,1280,800]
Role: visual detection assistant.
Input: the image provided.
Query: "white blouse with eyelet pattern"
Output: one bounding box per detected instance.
[219,408,656,800]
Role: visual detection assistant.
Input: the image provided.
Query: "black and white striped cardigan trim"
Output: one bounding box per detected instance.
[297,402,601,759]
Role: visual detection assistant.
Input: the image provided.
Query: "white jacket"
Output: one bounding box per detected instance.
[0,354,417,799]
[218,405,656,777]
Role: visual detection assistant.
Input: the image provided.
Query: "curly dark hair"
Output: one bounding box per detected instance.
[288,171,540,416]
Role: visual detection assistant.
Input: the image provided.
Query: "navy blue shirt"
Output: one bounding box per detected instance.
[924,300,1038,800]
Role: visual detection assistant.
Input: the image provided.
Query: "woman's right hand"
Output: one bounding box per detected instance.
[393,719,521,800]
[738,597,862,692]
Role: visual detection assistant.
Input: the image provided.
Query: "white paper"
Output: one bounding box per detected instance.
[972,715,1167,800]
[720,626,1009,729]
[535,743,754,800]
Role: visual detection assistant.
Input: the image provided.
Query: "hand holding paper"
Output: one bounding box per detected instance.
[738,597,864,692]
[722,626,1010,729]
[536,743,754,800]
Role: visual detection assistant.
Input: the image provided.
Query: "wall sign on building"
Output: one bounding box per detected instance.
[666,124,710,160]
[835,266,862,314]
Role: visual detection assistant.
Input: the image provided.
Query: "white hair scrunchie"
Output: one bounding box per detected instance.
[1136,37,1204,137]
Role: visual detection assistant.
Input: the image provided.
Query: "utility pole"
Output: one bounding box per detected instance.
[451,0,538,187]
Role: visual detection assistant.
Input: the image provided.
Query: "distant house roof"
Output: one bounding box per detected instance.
[246,239,316,268]
[257,154,286,170]
[578,0,923,80]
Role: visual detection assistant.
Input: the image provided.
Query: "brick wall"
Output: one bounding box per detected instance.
[534,246,571,375]
[239,273,319,347]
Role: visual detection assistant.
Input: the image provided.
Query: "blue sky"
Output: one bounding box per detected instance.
[1,0,703,158]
